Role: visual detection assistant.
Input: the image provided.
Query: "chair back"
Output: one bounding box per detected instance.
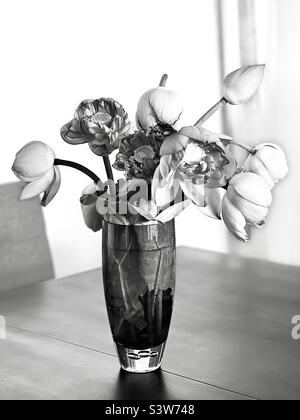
[0,182,54,293]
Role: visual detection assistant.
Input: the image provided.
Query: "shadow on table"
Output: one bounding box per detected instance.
[113,369,170,400]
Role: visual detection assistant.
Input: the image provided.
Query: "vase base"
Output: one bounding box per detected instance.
[115,342,166,374]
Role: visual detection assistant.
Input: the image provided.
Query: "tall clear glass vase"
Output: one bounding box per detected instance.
[102,220,176,374]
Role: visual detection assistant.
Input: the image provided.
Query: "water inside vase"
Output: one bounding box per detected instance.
[102,221,176,350]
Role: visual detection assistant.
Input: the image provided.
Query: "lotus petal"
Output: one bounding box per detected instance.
[160,133,189,156]
[129,198,158,221]
[152,166,179,207]
[41,167,61,207]
[230,172,272,207]
[179,174,205,207]
[227,186,268,226]
[244,154,275,189]
[245,143,288,188]
[156,200,191,223]
[200,188,225,220]
[222,195,249,242]
[160,155,173,180]
[61,120,93,145]
[20,168,55,200]
[179,126,220,144]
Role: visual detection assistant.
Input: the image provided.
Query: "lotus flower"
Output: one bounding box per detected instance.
[244,143,288,189]
[222,172,272,241]
[136,85,184,136]
[12,141,60,201]
[223,65,265,105]
[153,127,236,209]
[113,132,164,181]
[177,130,233,189]
[61,98,131,156]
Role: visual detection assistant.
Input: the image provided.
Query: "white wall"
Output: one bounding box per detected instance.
[0,0,228,278]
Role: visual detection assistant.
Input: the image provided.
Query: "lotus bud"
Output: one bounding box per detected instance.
[244,143,288,189]
[222,172,272,241]
[230,172,272,207]
[223,65,265,105]
[12,142,55,181]
[12,141,57,200]
[136,83,184,135]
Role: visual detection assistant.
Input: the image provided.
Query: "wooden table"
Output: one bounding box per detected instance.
[0,247,300,400]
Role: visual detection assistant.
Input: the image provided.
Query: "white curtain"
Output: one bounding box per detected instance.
[218,0,300,266]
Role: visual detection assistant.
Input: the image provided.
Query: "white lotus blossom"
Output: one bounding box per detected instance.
[244,143,288,189]
[136,86,184,135]
[12,142,59,201]
[222,172,272,241]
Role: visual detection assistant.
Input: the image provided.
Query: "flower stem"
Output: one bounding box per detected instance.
[159,74,168,87]
[103,156,114,182]
[230,141,255,154]
[54,159,100,184]
[194,98,255,154]
[195,97,228,127]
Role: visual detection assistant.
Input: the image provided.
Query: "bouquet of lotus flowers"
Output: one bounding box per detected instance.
[12,65,288,242]
[12,65,290,374]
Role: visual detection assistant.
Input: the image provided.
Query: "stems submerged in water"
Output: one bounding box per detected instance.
[103,222,176,349]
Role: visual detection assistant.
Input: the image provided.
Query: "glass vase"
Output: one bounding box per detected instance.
[102,220,176,374]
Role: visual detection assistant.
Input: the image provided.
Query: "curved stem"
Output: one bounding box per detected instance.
[230,141,255,155]
[54,159,101,184]
[103,156,114,182]
[195,97,228,127]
